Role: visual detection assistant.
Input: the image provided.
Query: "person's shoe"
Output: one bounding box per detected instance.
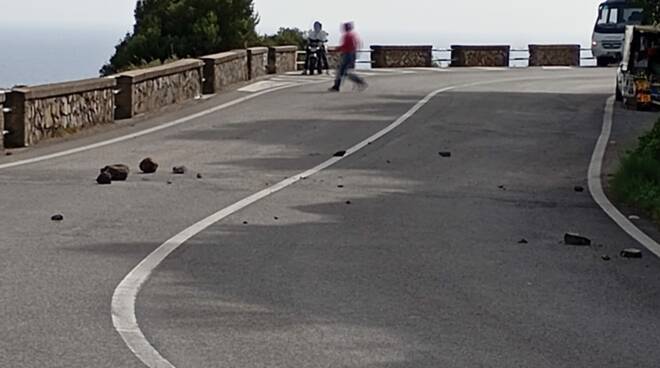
[328,86,340,92]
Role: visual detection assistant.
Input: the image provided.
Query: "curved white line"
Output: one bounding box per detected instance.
[111,76,558,367]
[588,97,660,258]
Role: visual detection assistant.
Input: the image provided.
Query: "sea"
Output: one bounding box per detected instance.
[0,26,595,89]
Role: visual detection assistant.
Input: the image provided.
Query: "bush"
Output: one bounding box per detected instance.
[611,118,660,218]
[258,28,306,50]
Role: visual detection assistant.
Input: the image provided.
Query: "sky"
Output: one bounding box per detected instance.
[0,0,606,46]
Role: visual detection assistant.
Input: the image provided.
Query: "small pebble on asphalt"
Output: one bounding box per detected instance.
[620,248,643,259]
[172,166,187,175]
[51,214,64,222]
[438,151,452,158]
[196,173,203,179]
[628,215,641,221]
[334,151,347,157]
[602,255,611,261]
[564,233,592,246]
[518,239,529,244]
[574,186,585,192]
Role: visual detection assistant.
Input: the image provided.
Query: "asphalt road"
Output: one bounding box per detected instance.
[1,67,659,368]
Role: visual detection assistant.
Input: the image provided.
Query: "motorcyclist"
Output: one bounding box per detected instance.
[303,21,329,75]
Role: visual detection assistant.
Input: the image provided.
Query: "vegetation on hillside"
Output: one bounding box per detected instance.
[636,0,660,24]
[611,118,660,219]
[101,0,259,75]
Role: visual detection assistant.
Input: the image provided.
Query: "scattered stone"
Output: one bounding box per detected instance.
[101,164,130,181]
[243,221,248,225]
[96,171,112,185]
[498,185,506,190]
[346,201,352,205]
[196,173,203,179]
[601,255,611,261]
[172,166,187,175]
[438,151,452,158]
[334,150,347,157]
[386,160,391,164]
[574,186,585,193]
[51,214,64,222]
[628,215,641,221]
[5,151,12,156]
[564,233,592,246]
[139,158,159,174]
[518,239,529,244]
[274,217,279,220]
[620,248,643,259]
[166,180,173,185]
[337,185,344,188]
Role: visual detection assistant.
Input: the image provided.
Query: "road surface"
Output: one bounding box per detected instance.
[1,67,659,368]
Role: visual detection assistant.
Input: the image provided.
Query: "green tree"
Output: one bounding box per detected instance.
[636,0,660,24]
[101,0,259,75]
[258,27,306,49]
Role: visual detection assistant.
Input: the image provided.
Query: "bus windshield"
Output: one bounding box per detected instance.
[597,4,643,25]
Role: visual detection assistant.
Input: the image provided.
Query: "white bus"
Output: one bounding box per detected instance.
[592,0,643,66]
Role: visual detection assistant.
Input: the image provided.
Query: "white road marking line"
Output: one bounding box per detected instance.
[0,84,302,171]
[588,97,660,258]
[111,75,553,368]
[237,81,293,93]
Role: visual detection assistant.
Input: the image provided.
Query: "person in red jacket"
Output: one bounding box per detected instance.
[329,22,367,92]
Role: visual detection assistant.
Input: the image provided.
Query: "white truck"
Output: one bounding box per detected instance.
[592,0,644,66]
[616,25,660,109]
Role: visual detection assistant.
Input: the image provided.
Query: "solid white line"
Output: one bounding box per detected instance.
[0,84,299,171]
[111,75,550,368]
[588,97,660,258]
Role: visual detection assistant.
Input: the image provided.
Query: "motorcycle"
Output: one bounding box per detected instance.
[304,38,327,76]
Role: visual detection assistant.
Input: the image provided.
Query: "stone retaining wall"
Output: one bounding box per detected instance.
[268,46,298,74]
[0,92,5,149]
[528,44,581,67]
[201,50,249,94]
[247,47,269,80]
[4,78,116,147]
[451,45,511,67]
[115,59,203,119]
[371,45,433,68]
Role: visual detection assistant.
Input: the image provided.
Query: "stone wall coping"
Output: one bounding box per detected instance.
[269,45,298,52]
[248,47,269,55]
[528,44,581,49]
[116,59,204,84]
[10,77,117,100]
[371,45,433,50]
[451,45,511,50]
[201,50,246,64]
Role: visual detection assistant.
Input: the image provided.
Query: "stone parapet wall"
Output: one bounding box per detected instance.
[115,59,203,119]
[3,78,116,147]
[371,45,433,68]
[247,47,269,80]
[201,50,249,94]
[451,45,511,67]
[268,46,298,74]
[528,44,581,67]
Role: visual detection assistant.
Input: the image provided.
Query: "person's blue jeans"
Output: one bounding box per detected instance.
[333,52,365,90]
